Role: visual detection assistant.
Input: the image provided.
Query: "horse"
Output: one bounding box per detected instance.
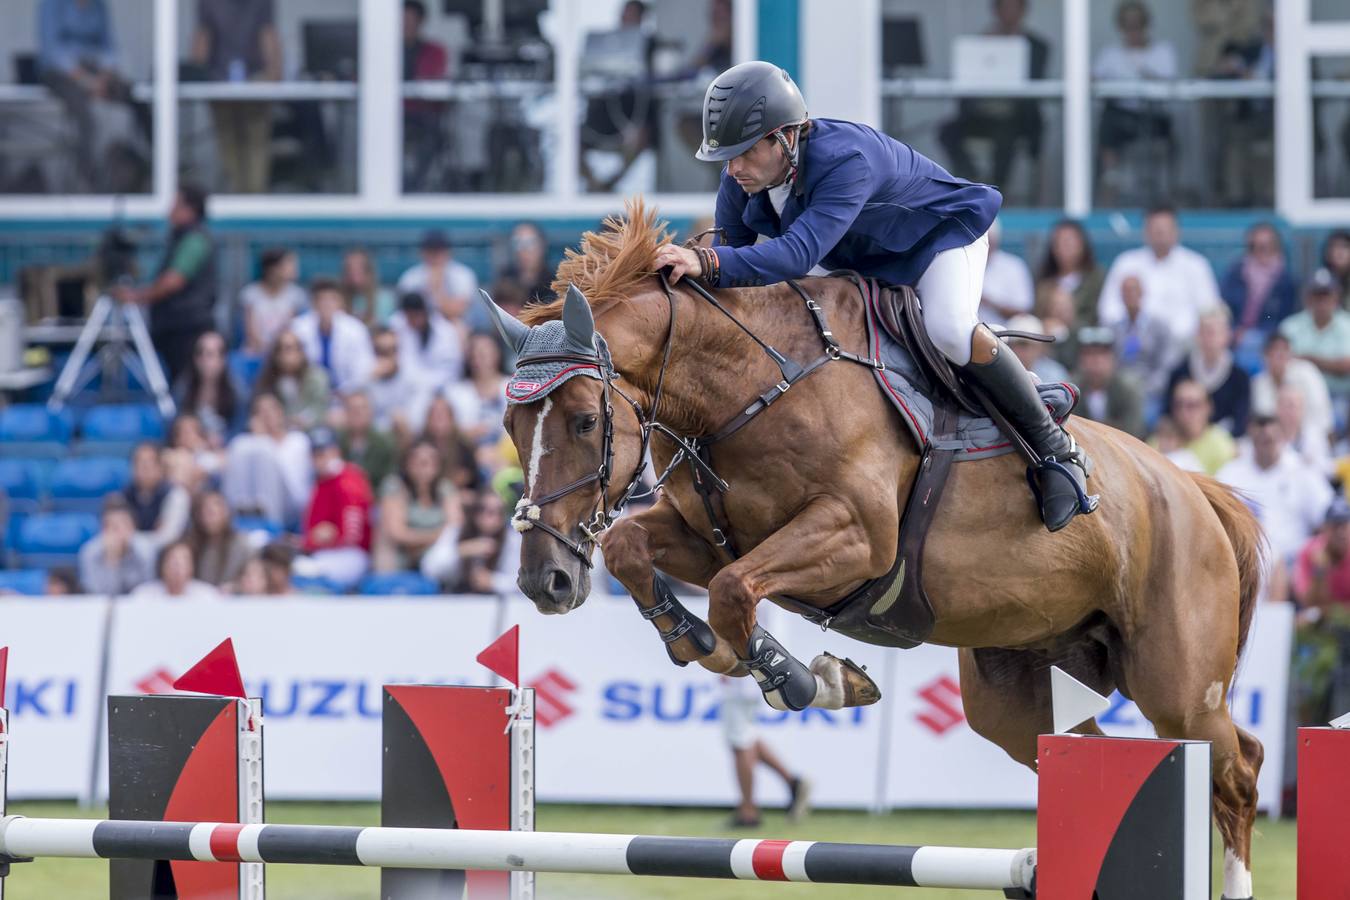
[485,202,1266,900]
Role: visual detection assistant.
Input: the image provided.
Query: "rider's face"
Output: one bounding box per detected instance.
[726,135,791,194]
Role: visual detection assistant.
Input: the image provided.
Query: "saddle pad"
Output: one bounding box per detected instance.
[861,290,1078,462]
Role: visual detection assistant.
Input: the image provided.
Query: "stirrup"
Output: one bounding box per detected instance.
[1025,458,1100,516]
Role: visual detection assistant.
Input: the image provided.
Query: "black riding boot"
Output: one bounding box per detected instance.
[960,327,1098,532]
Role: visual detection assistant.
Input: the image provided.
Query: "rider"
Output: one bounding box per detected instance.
[653,61,1096,532]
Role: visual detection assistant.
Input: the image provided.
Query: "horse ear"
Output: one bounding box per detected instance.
[562,283,596,351]
[478,289,530,353]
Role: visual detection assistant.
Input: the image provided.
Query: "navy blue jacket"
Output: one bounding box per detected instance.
[1218,258,1299,337]
[713,118,1002,288]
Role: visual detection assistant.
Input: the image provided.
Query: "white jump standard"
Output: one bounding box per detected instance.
[0,817,1037,893]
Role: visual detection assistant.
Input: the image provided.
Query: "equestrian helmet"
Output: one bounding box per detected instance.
[696,61,807,162]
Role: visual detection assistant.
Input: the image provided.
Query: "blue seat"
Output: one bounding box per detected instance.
[49,457,129,513]
[234,515,283,538]
[0,569,47,596]
[75,404,164,456]
[357,572,440,596]
[0,404,73,456]
[229,351,263,392]
[291,574,344,595]
[0,459,43,513]
[13,512,99,569]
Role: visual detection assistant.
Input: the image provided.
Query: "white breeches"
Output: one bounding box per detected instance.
[915,231,990,366]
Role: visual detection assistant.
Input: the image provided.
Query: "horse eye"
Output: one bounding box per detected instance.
[577,414,599,435]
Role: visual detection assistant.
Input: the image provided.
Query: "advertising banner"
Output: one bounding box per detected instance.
[0,598,109,799]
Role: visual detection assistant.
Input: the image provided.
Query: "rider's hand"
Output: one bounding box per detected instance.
[653,244,702,283]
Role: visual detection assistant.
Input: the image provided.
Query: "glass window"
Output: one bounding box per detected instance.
[0,0,155,195]
[401,0,554,194]
[177,0,359,195]
[1312,56,1350,200]
[577,0,734,195]
[1311,0,1350,22]
[879,0,1065,207]
[1089,0,1274,207]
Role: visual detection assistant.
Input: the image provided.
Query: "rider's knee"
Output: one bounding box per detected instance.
[926,317,980,366]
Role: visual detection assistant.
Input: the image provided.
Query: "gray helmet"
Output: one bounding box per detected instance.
[696,61,807,162]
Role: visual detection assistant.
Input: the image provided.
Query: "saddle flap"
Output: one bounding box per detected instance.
[879,285,986,417]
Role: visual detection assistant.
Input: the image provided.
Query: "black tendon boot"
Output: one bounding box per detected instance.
[960,325,1099,531]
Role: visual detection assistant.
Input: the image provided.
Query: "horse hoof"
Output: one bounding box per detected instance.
[810,652,882,708]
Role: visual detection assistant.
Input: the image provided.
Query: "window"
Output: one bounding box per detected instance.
[400,0,553,194]
[576,0,733,194]
[176,0,360,195]
[879,0,1065,207]
[0,0,156,195]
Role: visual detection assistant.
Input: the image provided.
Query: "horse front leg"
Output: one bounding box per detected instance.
[706,497,883,712]
[600,498,745,675]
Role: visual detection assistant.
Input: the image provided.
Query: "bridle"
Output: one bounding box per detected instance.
[511,271,884,567]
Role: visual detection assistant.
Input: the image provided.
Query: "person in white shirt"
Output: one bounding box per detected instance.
[366,325,433,437]
[240,248,306,355]
[389,291,464,393]
[396,229,478,324]
[1092,1,1177,196]
[1273,383,1332,475]
[289,278,375,394]
[1251,331,1334,443]
[1218,414,1333,566]
[1097,205,1221,344]
[978,218,1034,327]
[130,540,223,601]
[1004,314,1069,385]
[222,393,313,527]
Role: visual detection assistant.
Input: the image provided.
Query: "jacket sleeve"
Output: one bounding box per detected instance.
[713,171,757,249]
[716,153,872,287]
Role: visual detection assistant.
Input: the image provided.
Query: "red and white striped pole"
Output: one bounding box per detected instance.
[0,817,1036,893]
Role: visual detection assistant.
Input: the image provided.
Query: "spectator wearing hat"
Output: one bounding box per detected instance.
[290,277,375,395]
[1072,327,1146,439]
[389,291,464,392]
[1218,413,1333,566]
[1280,268,1350,420]
[295,427,373,590]
[1294,497,1350,611]
[1251,331,1334,445]
[397,229,479,325]
[977,219,1035,327]
[1166,306,1251,437]
[79,494,154,595]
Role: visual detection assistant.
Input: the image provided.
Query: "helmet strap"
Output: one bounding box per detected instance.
[768,123,802,189]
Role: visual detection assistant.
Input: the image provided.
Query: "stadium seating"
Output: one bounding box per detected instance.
[11,512,99,569]
[356,572,440,596]
[0,404,73,457]
[0,569,47,596]
[229,351,263,392]
[0,459,43,514]
[48,457,129,513]
[291,574,344,595]
[76,404,165,456]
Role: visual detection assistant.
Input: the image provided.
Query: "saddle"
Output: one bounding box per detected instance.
[781,274,1076,650]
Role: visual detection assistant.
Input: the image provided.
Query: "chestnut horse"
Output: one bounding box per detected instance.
[489,203,1265,900]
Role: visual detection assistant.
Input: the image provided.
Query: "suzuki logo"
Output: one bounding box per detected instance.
[136,668,179,696]
[915,675,965,735]
[528,669,578,728]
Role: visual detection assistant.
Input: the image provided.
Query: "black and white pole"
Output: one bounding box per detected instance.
[0,817,1037,893]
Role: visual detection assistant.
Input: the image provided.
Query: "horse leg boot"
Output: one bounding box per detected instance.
[705,498,884,712]
[599,500,746,675]
[960,324,1099,532]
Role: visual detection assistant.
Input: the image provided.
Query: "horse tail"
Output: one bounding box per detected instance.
[1188,471,1266,663]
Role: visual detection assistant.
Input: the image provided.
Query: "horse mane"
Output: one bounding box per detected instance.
[518,198,673,326]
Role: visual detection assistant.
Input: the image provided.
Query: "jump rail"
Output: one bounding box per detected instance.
[0,816,1037,893]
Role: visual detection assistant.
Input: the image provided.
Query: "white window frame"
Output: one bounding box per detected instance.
[1276,0,1350,225]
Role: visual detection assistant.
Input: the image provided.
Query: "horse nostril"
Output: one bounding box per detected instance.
[548,569,572,599]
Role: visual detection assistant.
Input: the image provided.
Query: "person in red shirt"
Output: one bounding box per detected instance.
[1294,497,1350,612]
[295,427,373,591]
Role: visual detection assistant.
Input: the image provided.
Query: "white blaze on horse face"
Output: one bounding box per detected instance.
[526,397,553,498]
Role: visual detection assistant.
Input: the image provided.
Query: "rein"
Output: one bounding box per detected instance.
[512,273,884,566]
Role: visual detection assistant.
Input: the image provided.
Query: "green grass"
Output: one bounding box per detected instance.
[1,802,1298,899]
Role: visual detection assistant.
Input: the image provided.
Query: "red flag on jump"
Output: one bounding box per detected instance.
[172,638,247,698]
[476,626,519,687]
